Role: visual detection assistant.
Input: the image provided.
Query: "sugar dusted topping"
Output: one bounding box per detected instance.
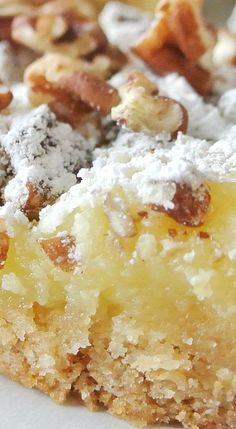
[0,104,96,209]
[156,73,232,141]
[0,0,235,232]
[38,124,236,233]
[218,89,236,122]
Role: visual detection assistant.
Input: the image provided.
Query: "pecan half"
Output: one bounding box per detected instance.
[151,183,210,227]
[132,0,216,95]
[40,233,78,272]
[112,71,188,136]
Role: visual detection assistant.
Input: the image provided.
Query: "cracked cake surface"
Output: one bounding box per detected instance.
[0,1,236,429]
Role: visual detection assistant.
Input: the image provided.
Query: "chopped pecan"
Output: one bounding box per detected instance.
[112,71,188,136]
[132,0,216,95]
[138,45,212,96]
[0,232,9,269]
[40,233,78,272]
[23,183,55,221]
[167,1,208,62]
[0,81,13,111]
[25,72,92,126]
[151,183,210,227]
[11,0,126,73]
[25,54,119,125]
[49,98,91,127]
[61,71,120,116]
[12,11,106,58]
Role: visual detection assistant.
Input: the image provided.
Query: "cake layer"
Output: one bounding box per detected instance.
[0,139,236,427]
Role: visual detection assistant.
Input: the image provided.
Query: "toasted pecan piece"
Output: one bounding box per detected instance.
[40,233,78,272]
[23,183,56,222]
[25,71,93,127]
[0,81,13,111]
[132,0,215,95]
[167,1,209,62]
[61,71,120,116]
[25,54,119,125]
[112,71,188,136]
[12,12,106,58]
[139,45,212,96]
[151,183,210,227]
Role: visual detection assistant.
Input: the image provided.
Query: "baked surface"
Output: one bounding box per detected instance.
[0,1,236,429]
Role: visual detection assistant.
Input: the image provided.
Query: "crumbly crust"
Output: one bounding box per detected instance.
[0,307,235,429]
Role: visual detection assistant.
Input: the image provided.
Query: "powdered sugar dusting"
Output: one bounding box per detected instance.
[38,125,236,234]
[1,104,96,207]
[0,1,236,233]
[155,74,233,141]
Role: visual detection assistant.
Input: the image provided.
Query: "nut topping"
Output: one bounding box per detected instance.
[25,54,120,126]
[23,183,56,222]
[151,183,211,227]
[12,12,106,58]
[132,0,216,95]
[111,71,188,136]
[61,71,120,116]
[40,233,78,272]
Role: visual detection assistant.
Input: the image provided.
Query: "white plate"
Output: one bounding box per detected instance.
[0,375,175,429]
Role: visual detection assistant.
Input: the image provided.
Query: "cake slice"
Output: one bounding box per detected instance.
[0,124,236,429]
